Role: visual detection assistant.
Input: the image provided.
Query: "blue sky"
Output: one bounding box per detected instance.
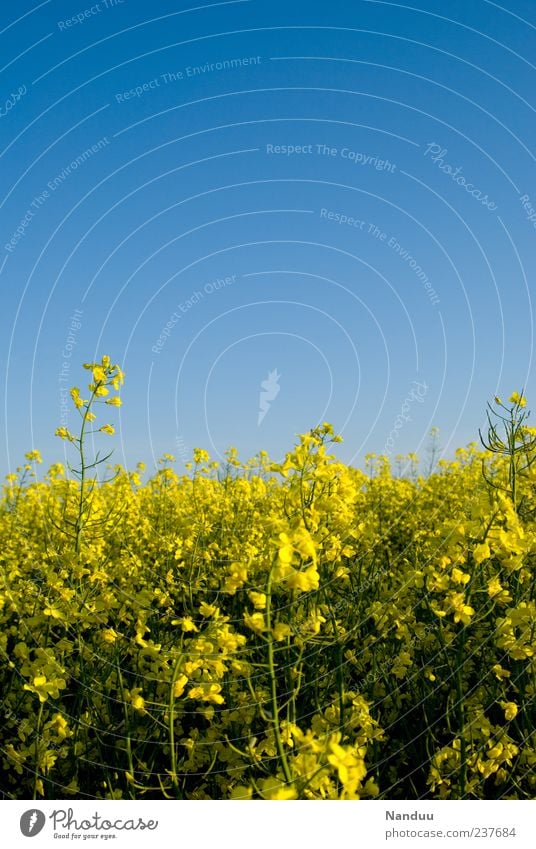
[1,0,535,474]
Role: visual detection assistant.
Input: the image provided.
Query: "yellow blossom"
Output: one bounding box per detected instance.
[509,392,527,408]
[130,689,146,712]
[173,616,198,632]
[244,611,266,634]
[173,675,188,699]
[24,449,42,463]
[473,542,491,565]
[248,591,266,609]
[500,701,518,721]
[101,628,119,644]
[55,427,75,441]
[272,622,292,641]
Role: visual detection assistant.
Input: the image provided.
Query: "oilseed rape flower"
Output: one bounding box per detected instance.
[473,542,491,565]
[1,369,535,799]
[500,701,518,721]
[188,683,225,704]
[509,391,527,408]
[55,426,74,441]
[248,591,266,609]
[272,622,292,641]
[70,387,84,409]
[244,611,266,634]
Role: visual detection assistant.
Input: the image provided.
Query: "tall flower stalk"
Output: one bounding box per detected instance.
[479,391,536,515]
[55,355,124,552]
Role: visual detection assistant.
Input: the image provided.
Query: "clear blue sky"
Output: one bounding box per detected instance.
[1,0,535,474]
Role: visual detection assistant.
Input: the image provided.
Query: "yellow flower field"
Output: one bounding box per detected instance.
[1,358,535,799]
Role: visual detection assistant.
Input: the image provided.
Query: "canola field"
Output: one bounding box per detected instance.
[1,358,535,800]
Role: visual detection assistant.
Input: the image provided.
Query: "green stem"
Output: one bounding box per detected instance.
[265,563,293,786]
[117,665,136,799]
[32,702,44,800]
[168,655,184,798]
[74,386,99,553]
[454,628,467,798]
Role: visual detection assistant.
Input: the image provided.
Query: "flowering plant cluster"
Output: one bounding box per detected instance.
[0,366,535,800]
